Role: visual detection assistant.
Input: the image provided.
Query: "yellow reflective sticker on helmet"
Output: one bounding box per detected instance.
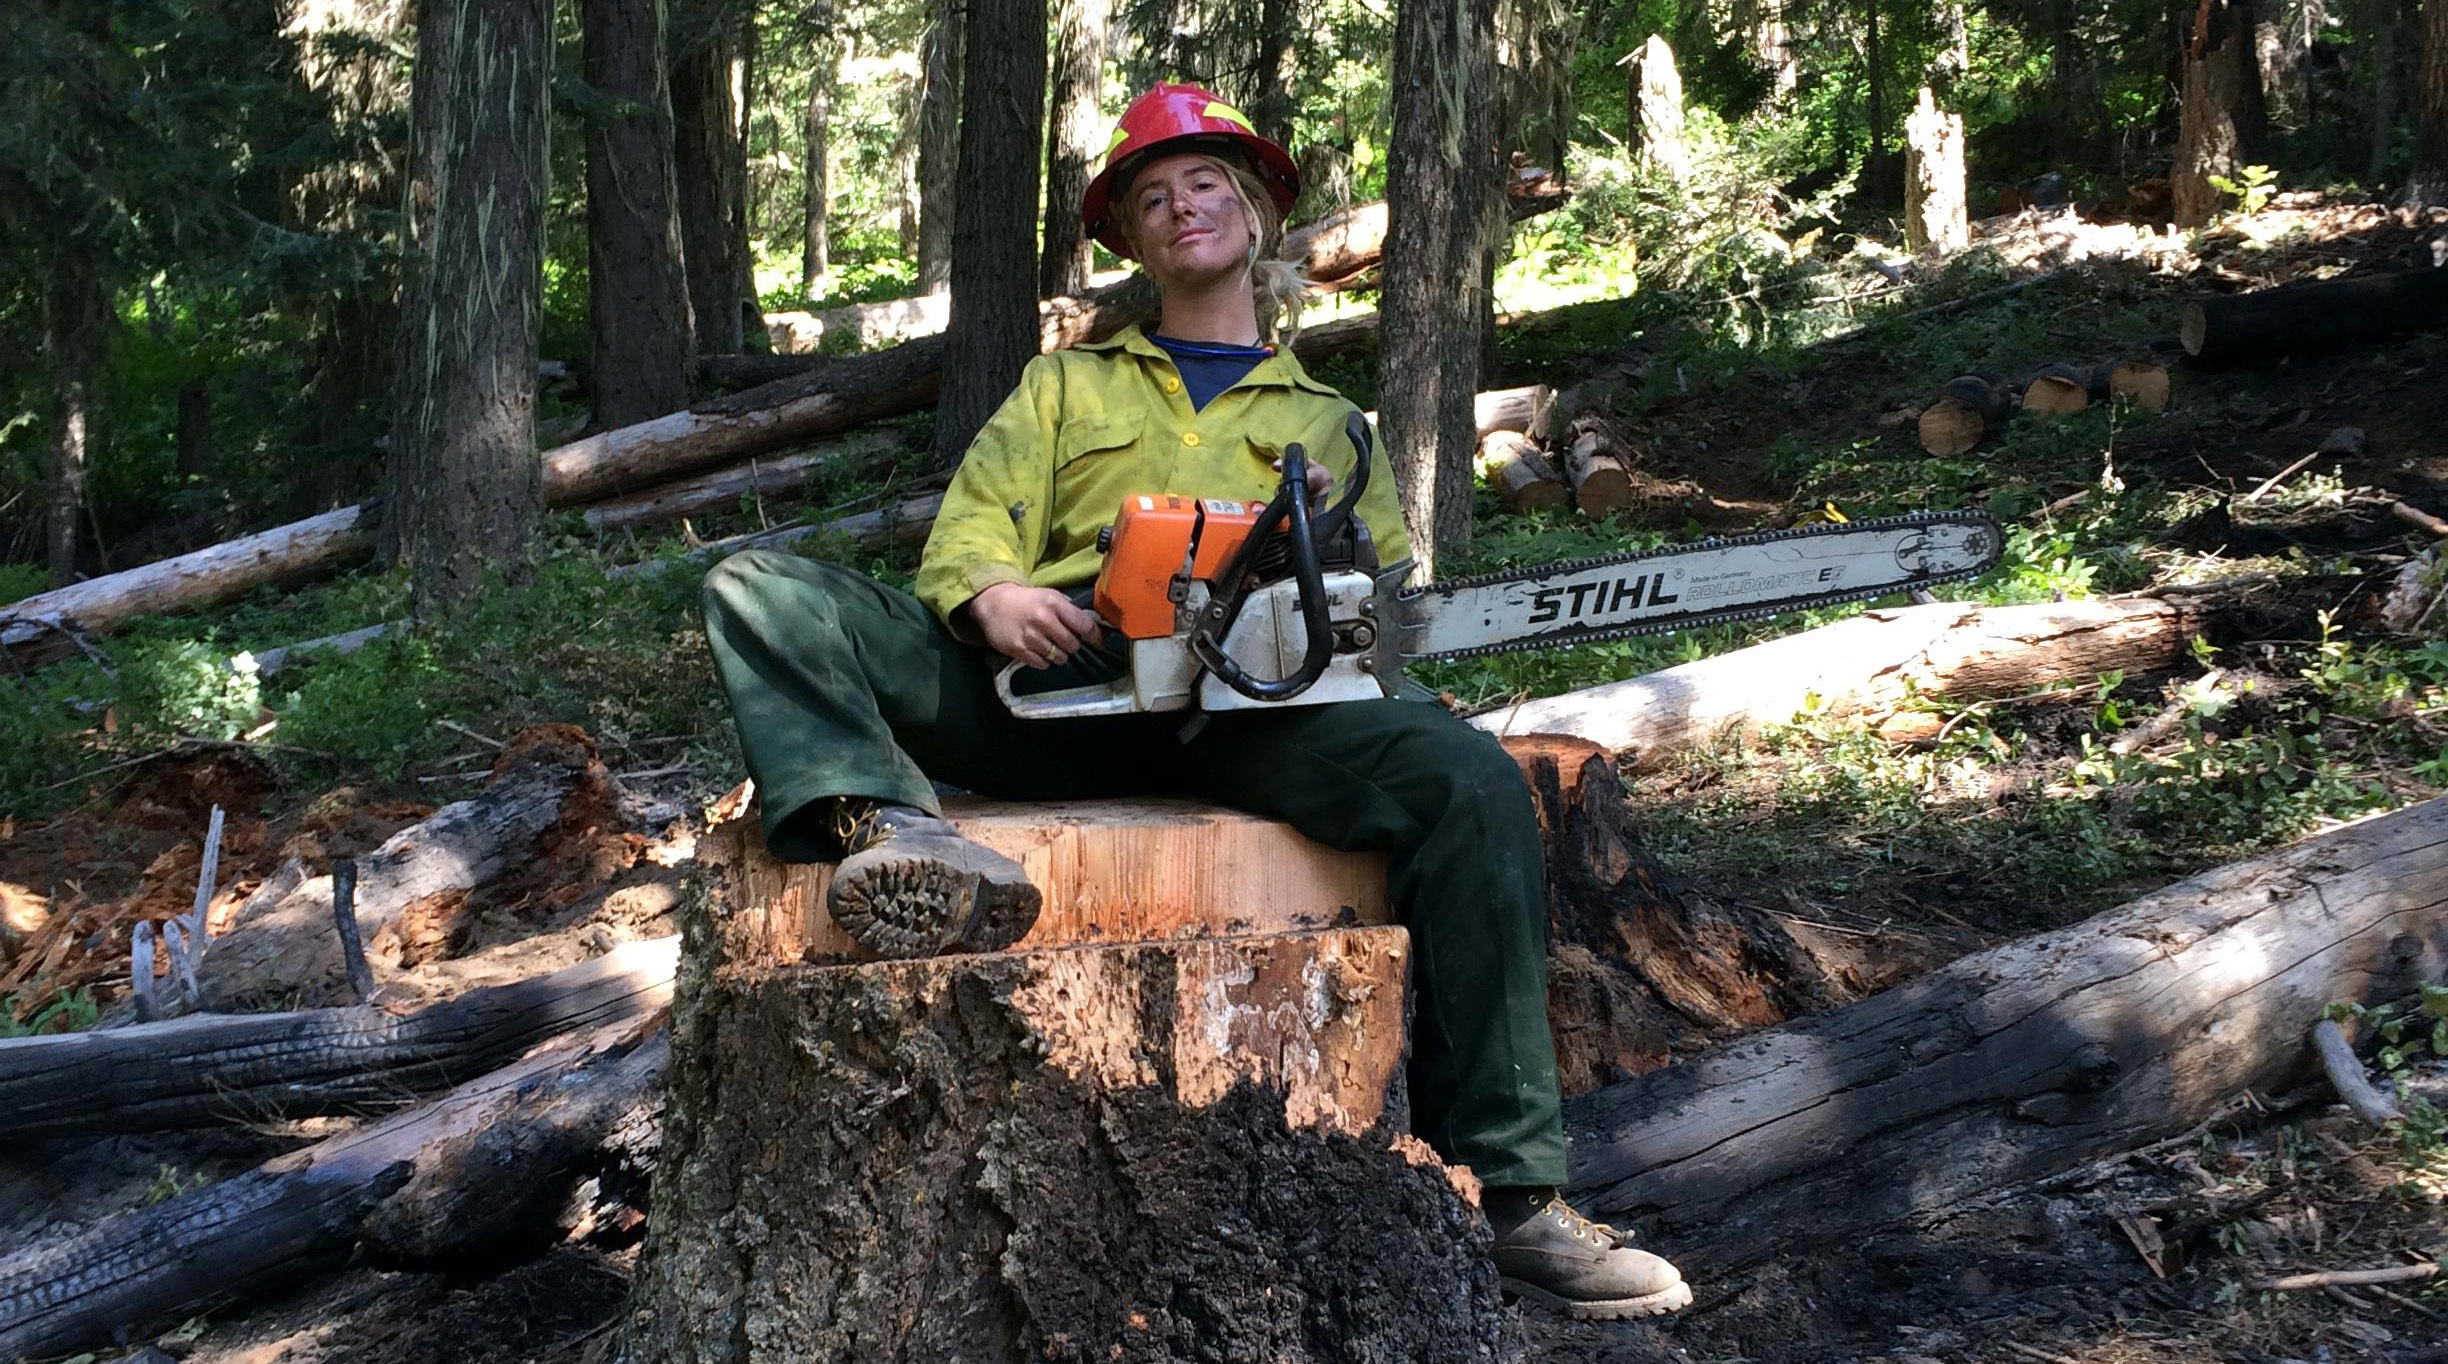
[1200,101,1255,132]
[1105,124,1133,156]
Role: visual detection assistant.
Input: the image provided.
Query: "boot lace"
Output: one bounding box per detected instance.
[1544,1197,1633,1249]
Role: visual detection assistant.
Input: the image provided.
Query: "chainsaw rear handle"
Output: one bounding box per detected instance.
[1190,444,1334,702]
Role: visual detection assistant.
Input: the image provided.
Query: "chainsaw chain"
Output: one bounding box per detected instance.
[1408,508,2002,664]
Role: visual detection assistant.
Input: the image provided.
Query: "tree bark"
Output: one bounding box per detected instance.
[626,844,1510,1364]
[1563,795,2448,1273]
[2369,0,2405,182]
[584,0,696,431]
[41,266,107,587]
[2415,0,2448,203]
[2180,267,2448,360]
[1038,0,1108,297]
[0,1013,665,1364]
[671,0,753,353]
[383,0,551,614]
[914,0,962,295]
[801,33,835,289]
[2173,0,2265,228]
[1469,587,2336,769]
[1251,0,1299,145]
[931,0,1048,467]
[1381,0,1501,582]
[0,937,677,1139]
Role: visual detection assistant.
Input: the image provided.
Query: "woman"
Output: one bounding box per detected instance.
[699,83,1690,1320]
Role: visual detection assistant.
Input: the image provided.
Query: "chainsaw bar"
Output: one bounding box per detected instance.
[1400,510,2003,663]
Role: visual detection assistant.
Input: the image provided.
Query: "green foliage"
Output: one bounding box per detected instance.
[0,987,99,1039]
[2207,164,2281,217]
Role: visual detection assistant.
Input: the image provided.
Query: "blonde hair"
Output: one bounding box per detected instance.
[1113,152,1312,344]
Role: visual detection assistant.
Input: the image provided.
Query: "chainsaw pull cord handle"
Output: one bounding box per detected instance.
[1191,444,1334,701]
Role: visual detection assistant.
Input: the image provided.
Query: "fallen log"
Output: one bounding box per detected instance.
[0,936,677,1139]
[578,428,904,532]
[2180,268,2448,363]
[0,1012,665,1363]
[0,507,373,667]
[2106,358,2171,411]
[1563,795,2448,1273]
[1468,585,2337,770]
[186,729,614,1013]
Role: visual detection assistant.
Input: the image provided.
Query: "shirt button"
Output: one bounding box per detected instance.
[1181,432,1201,447]
[1163,377,1182,394]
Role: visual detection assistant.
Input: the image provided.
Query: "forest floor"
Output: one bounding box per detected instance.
[5,192,2448,1364]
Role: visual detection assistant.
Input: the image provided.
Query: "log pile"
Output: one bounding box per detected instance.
[1913,358,2171,454]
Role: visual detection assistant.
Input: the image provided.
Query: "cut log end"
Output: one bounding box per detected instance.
[2180,302,2210,357]
[1918,396,1989,455]
[2023,372,2092,415]
[2108,360,2172,412]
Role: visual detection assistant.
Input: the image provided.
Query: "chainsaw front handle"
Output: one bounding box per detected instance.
[1190,444,1334,702]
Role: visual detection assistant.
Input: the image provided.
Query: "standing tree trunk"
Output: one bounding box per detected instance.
[671,1,752,354]
[1038,0,1108,297]
[2174,0,2265,227]
[42,267,107,588]
[930,0,1048,466]
[2370,0,2404,182]
[2415,0,2448,203]
[383,0,551,613]
[583,0,696,431]
[1250,0,1298,145]
[1627,33,1688,180]
[1865,0,1888,189]
[1904,85,1967,254]
[914,0,963,296]
[801,31,836,291]
[1738,0,1797,101]
[1380,0,1501,582]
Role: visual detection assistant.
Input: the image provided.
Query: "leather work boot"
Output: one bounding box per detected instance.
[1488,1190,1693,1320]
[825,802,1043,959]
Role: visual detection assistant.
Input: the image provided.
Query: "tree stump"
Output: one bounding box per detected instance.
[1903,86,1967,256]
[626,801,1513,1364]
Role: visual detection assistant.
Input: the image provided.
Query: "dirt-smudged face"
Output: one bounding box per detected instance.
[1125,152,1258,294]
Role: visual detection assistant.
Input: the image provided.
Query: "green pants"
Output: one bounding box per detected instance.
[701,549,1566,1188]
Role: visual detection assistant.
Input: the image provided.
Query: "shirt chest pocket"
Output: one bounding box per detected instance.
[1053,410,1157,512]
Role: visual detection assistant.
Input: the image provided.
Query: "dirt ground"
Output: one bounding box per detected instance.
[6,196,2446,1364]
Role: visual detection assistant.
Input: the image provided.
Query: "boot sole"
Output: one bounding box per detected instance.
[829,842,1042,959]
[1500,1275,1694,1320]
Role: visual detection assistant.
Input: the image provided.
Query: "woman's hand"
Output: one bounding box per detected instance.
[1271,454,1334,501]
[968,582,1105,668]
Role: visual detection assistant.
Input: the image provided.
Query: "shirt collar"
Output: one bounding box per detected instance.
[1080,322,1343,399]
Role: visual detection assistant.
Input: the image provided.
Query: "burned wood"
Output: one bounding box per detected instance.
[0,1014,666,1363]
[2181,268,2448,362]
[184,735,608,1014]
[1564,795,2448,1273]
[0,938,677,1139]
[331,858,373,1005]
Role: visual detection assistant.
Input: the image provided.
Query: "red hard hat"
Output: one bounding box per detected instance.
[1080,83,1300,261]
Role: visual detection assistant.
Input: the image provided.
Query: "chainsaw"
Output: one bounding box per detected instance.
[993,413,2002,720]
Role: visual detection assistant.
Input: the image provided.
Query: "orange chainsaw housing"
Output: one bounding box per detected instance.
[1092,495,1263,639]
